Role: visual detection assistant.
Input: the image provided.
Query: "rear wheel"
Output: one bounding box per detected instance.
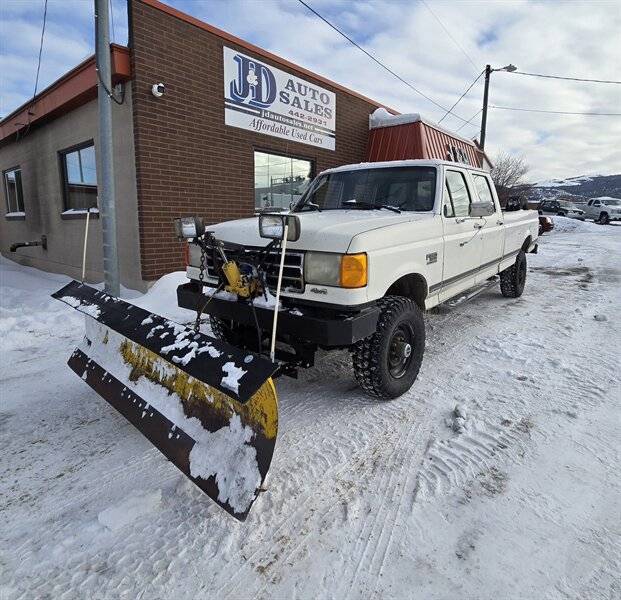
[352,296,425,399]
[500,250,527,298]
[599,212,610,225]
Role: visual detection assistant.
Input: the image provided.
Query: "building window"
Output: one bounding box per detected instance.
[59,141,98,211]
[4,167,25,215]
[254,151,312,210]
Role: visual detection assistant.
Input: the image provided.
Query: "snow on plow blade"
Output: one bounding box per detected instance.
[52,281,279,521]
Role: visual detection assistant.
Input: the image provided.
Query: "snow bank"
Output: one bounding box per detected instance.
[550,216,602,234]
[131,271,196,323]
[0,256,82,351]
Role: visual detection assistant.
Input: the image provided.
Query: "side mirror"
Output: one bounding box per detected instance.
[470,201,495,218]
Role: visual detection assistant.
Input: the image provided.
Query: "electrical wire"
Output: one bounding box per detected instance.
[490,105,621,116]
[454,108,482,132]
[508,70,621,85]
[19,0,48,139]
[296,0,472,124]
[420,0,479,72]
[437,70,484,124]
[31,0,48,104]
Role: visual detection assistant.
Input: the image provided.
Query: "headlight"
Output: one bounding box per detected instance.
[173,216,204,240]
[305,252,367,288]
[305,252,341,286]
[258,214,300,241]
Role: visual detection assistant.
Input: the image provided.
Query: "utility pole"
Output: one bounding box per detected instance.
[480,63,517,151]
[480,64,492,150]
[95,0,120,296]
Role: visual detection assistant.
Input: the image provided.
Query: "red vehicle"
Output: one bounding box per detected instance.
[539,214,554,235]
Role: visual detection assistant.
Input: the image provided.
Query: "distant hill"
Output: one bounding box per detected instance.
[530,174,621,203]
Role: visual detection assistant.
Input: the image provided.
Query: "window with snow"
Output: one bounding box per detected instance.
[59,141,98,211]
[254,151,313,210]
[3,167,25,215]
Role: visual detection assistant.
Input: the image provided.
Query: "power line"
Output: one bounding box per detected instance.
[420,0,479,72]
[454,109,482,132]
[296,0,471,124]
[508,70,621,85]
[490,105,621,116]
[31,0,48,110]
[438,70,484,124]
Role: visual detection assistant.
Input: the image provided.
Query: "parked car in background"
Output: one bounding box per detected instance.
[584,197,621,224]
[539,215,554,235]
[538,199,585,220]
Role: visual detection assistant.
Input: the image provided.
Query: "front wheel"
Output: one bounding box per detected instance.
[352,296,425,399]
[599,212,610,225]
[499,250,527,298]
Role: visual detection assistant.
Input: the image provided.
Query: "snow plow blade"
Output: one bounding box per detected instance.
[52,281,279,521]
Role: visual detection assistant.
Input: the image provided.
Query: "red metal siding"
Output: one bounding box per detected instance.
[366,122,425,162]
[366,120,483,168]
[421,123,480,166]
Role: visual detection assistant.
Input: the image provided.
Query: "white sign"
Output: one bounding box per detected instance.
[223,46,336,150]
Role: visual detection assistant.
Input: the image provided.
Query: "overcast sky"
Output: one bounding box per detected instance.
[1,0,620,181]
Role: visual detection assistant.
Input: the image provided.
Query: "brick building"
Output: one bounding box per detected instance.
[0,0,488,290]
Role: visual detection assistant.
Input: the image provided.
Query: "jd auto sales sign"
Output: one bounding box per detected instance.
[223,46,336,150]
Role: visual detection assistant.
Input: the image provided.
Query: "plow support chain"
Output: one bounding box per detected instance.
[53,281,279,520]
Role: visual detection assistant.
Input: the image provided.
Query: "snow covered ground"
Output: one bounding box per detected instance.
[1,220,620,599]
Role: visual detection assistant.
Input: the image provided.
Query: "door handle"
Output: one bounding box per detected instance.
[473,223,484,229]
[497,220,504,225]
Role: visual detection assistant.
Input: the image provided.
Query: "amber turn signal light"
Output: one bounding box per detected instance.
[340,253,368,288]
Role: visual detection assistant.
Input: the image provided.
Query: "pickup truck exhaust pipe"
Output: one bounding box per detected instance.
[10,235,47,253]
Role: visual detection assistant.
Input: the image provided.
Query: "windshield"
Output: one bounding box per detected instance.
[295,166,437,212]
[603,199,620,206]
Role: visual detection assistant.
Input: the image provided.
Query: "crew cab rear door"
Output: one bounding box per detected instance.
[470,172,504,283]
[439,168,482,302]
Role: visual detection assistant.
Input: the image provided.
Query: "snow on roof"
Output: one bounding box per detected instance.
[369,107,477,147]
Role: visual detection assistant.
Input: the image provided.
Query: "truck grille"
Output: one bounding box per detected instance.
[204,247,305,293]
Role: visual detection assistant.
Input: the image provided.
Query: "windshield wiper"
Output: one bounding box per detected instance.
[342,199,401,214]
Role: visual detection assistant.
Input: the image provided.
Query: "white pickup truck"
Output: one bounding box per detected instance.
[583,197,621,224]
[177,159,539,399]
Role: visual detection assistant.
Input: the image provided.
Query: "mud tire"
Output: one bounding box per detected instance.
[352,296,425,400]
[500,250,527,298]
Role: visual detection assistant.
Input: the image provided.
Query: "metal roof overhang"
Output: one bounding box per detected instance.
[0,44,131,145]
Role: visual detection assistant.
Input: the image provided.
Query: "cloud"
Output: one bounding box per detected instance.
[1,0,619,180]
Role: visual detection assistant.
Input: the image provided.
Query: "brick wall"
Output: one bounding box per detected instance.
[130,0,385,280]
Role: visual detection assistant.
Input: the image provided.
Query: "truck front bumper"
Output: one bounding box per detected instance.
[177,283,380,348]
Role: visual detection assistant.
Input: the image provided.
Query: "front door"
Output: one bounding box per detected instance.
[440,169,482,302]
[471,173,504,282]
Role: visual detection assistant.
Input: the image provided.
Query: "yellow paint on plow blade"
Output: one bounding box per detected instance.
[119,340,278,440]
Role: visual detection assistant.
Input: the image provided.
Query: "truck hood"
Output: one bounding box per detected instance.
[210,210,435,253]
